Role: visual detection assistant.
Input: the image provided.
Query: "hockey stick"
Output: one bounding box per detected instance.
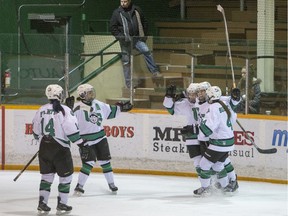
[13,150,39,182]
[0,93,18,97]
[217,4,236,88]
[236,120,277,154]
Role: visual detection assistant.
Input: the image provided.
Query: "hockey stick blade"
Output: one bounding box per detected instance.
[217,4,224,13]
[248,136,277,154]
[255,146,277,154]
[236,120,277,154]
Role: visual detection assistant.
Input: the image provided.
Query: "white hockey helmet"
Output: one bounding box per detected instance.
[186,83,198,103]
[77,83,96,102]
[197,81,211,91]
[186,83,199,94]
[45,84,64,102]
[206,86,222,103]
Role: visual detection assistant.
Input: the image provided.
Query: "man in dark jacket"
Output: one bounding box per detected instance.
[110,0,162,88]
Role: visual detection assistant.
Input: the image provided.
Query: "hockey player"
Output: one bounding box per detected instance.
[194,81,212,157]
[163,83,201,174]
[195,82,240,193]
[32,84,85,215]
[194,86,236,196]
[217,88,240,193]
[73,83,133,196]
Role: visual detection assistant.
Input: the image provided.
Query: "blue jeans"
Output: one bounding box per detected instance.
[120,40,158,88]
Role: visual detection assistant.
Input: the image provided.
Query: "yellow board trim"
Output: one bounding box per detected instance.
[5,165,288,185]
[237,113,288,121]
[0,105,287,121]
[1,104,40,110]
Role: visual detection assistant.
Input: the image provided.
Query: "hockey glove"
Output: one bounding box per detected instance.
[77,140,90,160]
[116,101,133,112]
[180,125,199,135]
[65,96,75,110]
[231,88,241,101]
[165,85,176,98]
[174,91,186,102]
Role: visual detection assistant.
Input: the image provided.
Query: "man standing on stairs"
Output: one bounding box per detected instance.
[110,0,162,88]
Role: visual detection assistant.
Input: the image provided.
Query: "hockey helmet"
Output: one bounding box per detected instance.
[186,83,199,103]
[206,86,222,103]
[77,84,96,102]
[197,81,211,91]
[186,83,199,94]
[45,84,64,102]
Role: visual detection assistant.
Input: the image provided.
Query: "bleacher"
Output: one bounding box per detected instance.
[106,0,287,114]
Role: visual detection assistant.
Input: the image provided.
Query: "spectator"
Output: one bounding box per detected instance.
[110,0,162,88]
[236,65,262,114]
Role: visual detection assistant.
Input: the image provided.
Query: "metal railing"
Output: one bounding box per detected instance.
[0,34,287,116]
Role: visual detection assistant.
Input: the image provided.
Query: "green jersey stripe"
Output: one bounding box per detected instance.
[209,137,235,147]
[108,105,117,119]
[82,129,106,141]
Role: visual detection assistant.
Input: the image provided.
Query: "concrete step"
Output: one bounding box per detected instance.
[149,94,164,103]
[122,87,155,99]
[151,102,165,109]
[133,75,186,88]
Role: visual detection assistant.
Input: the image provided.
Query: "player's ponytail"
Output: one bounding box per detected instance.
[217,100,231,119]
[51,99,65,116]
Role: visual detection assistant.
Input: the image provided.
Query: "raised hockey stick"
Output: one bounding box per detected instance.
[236,120,277,154]
[217,4,236,88]
[13,150,39,182]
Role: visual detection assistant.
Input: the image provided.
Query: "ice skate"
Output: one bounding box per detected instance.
[193,186,212,197]
[37,196,51,215]
[212,182,223,193]
[210,174,221,192]
[214,182,222,189]
[108,183,118,194]
[74,183,84,196]
[223,178,239,194]
[56,197,72,215]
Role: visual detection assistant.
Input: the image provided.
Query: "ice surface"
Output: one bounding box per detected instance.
[0,170,287,216]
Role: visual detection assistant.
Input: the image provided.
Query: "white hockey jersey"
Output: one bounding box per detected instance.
[220,96,238,125]
[73,99,121,146]
[163,97,199,145]
[195,96,239,142]
[32,103,83,148]
[199,100,236,152]
[194,101,210,142]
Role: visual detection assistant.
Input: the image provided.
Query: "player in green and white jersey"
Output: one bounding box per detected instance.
[73,84,133,196]
[33,84,84,215]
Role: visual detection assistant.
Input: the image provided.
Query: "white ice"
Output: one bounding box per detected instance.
[0,170,287,216]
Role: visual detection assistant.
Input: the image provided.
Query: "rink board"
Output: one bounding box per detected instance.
[0,105,287,182]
